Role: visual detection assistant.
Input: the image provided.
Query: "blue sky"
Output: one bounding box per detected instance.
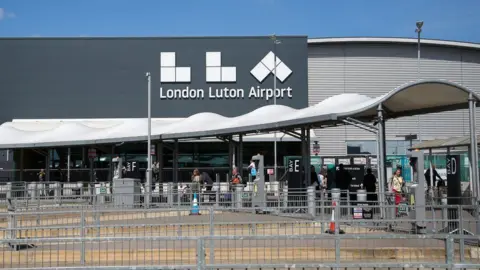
[1,0,479,43]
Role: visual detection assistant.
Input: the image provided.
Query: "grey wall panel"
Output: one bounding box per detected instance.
[308,45,345,105]
[308,45,347,155]
[308,43,480,156]
[343,44,419,141]
[462,50,480,136]
[314,127,347,156]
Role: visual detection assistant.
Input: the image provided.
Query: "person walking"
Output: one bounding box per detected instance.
[191,169,201,198]
[390,168,404,215]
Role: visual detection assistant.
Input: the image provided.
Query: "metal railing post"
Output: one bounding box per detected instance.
[54,182,61,205]
[215,173,220,208]
[209,207,214,267]
[6,205,17,244]
[441,194,448,230]
[235,184,244,210]
[32,182,38,202]
[197,238,205,270]
[320,190,325,232]
[307,186,316,218]
[459,205,465,262]
[445,235,454,268]
[283,185,288,210]
[385,191,395,230]
[80,209,86,265]
[167,182,173,207]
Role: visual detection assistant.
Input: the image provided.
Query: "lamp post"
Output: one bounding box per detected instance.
[415,21,424,143]
[145,72,152,207]
[271,34,281,180]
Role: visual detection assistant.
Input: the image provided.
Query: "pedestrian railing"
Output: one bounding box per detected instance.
[0,234,479,269]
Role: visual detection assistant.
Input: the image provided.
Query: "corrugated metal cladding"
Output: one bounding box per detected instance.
[308,42,480,156]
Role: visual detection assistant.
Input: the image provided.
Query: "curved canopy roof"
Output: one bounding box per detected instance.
[0,79,477,149]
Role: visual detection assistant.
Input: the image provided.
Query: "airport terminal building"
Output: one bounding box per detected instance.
[0,36,479,182]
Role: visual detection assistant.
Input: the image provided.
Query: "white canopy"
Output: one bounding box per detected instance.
[0,79,478,149]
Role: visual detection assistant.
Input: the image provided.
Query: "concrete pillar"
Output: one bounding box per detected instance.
[235,184,244,210]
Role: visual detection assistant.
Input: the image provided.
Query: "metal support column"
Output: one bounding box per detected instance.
[429,148,433,189]
[67,147,71,182]
[238,134,243,178]
[468,93,479,199]
[89,157,94,183]
[45,149,51,182]
[306,127,312,186]
[377,104,387,219]
[108,145,114,181]
[82,147,86,168]
[19,149,24,182]
[146,72,152,208]
[173,139,179,204]
[158,142,163,183]
[228,136,234,169]
[173,140,179,184]
[301,127,309,187]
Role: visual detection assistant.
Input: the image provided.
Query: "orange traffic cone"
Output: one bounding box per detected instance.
[326,201,345,234]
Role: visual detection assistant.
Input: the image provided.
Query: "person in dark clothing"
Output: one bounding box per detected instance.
[201,171,213,191]
[424,165,444,188]
[363,168,378,202]
[310,165,320,190]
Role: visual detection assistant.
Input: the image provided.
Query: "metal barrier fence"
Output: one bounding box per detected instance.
[0,233,479,269]
[1,180,475,210]
[0,203,479,268]
[1,183,479,269]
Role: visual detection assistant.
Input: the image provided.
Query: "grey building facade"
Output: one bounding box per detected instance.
[1,36,480,178]
[308,38,480,156]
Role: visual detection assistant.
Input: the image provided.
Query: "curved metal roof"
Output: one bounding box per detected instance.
[0,80,477,149]
[307,37,480,51]
[341,80,480,121]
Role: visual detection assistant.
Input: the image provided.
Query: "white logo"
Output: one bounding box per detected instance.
[160,52,191,83]
[250,51,292,83]
[206,52,236,82]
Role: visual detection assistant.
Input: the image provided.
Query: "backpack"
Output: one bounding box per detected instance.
[250,167,257,177]
[232,175,241,185]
